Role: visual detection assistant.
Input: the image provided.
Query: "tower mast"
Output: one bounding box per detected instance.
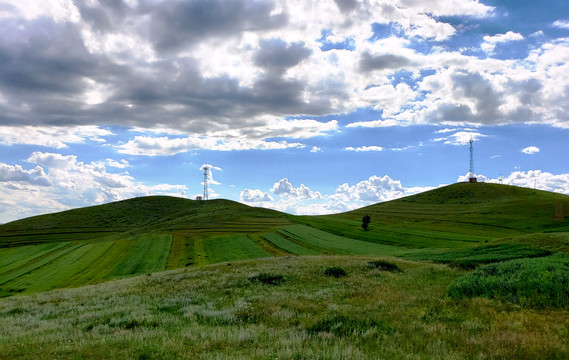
[203,166,209,200]
[469,138,477,183]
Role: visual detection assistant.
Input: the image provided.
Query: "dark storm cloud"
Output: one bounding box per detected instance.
[144,0,288,51]
[253,39,311,74]
[359,52,412,72]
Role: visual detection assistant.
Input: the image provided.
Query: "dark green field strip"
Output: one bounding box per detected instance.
[0,242,82,287]
[166,221,291,233]
[263,233,321,255]
[202,234,272,263]
[0,242,68,274]
[108,234,172,278]
[278,225,403,256]
[3,243,99,294]
[0,230,125,247]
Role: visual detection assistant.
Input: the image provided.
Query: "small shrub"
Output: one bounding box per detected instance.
[323,266,347,278]
[448,259,477,270]
[249,273,285,285]
[367,260,401,272]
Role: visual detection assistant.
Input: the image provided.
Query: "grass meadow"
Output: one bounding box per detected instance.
[1,256,568,359]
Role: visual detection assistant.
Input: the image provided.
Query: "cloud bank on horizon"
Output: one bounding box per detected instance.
[0,0,568,222]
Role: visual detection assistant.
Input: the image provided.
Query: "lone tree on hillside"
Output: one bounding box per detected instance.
[362,215,371,231]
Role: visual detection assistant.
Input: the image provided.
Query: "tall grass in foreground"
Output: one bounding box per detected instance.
[1,256,569,359]
[448,253,569,308]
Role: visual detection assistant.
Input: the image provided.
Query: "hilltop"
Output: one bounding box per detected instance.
[298,182,569,248]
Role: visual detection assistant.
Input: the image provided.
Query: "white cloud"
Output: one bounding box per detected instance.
[345,145,384,152]
[0,153,187,223]
[270,178,322,199]
[115,135,304,156]
[0,126,112,149]
[240,189,274,202]
[200,164,222,186]
[310,146,322,153]
[0,163,49,186]
[347,119,402,128]
[433,131,486,145]
[487,170,569,195]
[332,175,406,202]
[552,20,569,29]
[521,146,540,154]
[481,31,524,54]
[105,159,131,169]
[295,200,359,215]
[249,174,439,215]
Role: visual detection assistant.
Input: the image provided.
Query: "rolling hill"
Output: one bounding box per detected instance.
[1,182,568,297]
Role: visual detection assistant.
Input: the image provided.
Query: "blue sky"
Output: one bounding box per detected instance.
[0,0,568,223]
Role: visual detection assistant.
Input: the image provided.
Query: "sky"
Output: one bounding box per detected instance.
[0,0,568,223]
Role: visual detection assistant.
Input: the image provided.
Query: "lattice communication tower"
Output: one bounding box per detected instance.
[203,166,210,200]
[469,138,477,183]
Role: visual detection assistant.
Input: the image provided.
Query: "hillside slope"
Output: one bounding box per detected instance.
[297,182,569,248]
[0,196,291,247]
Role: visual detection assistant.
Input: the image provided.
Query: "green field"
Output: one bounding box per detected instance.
[1,182,569,358]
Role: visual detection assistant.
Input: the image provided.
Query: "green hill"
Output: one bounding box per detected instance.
[297,182,569,248]
[1,182,568,297]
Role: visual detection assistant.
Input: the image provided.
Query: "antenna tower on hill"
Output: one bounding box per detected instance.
[468,137,477,183]
[203,166,210,200]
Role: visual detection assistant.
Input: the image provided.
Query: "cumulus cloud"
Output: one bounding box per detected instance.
[521,146,540,154]
[240,189,274,202]
[479,170,569,195]
[359,53,412,72]
[0,152,187,223]
[0,0,568,144]
[433,130,486,145]
[0,163,49,186]
[481,31,524,54]
[271,178,322,199]
[332,175,406,202]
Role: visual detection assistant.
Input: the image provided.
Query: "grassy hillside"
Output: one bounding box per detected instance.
[1,256,568,359]
[0,196,291,247]
[1,182,568,297]
[299,182,569,248]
